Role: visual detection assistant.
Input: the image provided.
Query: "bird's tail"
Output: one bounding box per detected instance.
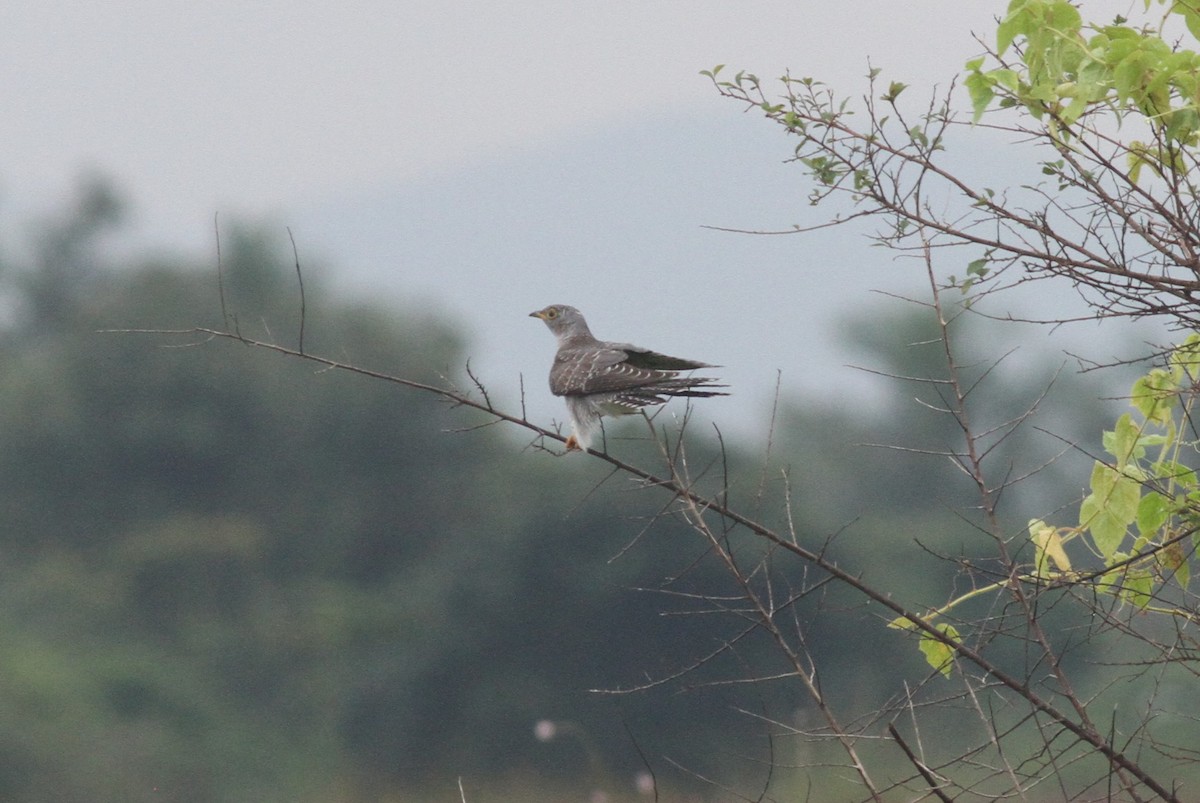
[654,376,730,399]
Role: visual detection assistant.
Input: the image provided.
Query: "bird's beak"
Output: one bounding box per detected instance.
[529,310,546,319]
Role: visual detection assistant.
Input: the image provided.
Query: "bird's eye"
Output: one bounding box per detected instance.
[545,308,558,319]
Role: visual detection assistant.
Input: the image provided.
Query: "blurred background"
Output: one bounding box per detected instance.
[0,1,1170,801]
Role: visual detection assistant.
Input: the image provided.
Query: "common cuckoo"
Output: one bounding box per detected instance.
[530,304,727,452]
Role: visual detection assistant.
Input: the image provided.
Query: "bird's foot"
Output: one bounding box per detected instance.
[564,434,583,452]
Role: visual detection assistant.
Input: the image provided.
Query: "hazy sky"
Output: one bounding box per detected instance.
[3,1,1152,438]
[5,2,1006,231]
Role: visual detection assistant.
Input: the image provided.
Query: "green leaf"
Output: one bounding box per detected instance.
[918,623,960,678]
[1170,334,1200,383]
[1120,568,1154,609]
[1081,462,1140,560]
[1103,413,1140,465]
[965,71,996,121]
[1110,471,1142,525]
[1060,93,1090,125]
[1081,494,1125,559]
[1131,369,1176,425]
[966,257,990,277]
[1175,558,1190,590]
[882,81,908,102]
[1157,539,1190,589]
[1163,107,1200,145]
[990,68,1020,93]
[1029,518,1072,576]
[1089,459,1114,497]
[1172,3,1200,42]
[1136,492,1169,536]
[1127,152,1145,184]
[1156,460,1197,488]
[996,0,1032,56]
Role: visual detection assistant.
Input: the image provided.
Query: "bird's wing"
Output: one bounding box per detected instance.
[619,345,714,372]
[550,343,685,396]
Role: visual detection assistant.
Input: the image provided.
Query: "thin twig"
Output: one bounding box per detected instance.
[287,226,306,354]
[214,212,229,330]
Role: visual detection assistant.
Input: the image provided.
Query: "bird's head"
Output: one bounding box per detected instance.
[529,304,592,341]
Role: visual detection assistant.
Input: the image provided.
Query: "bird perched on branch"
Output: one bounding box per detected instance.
[529,304,728,452]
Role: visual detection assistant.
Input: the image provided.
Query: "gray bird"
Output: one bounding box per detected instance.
[530,304,728,451]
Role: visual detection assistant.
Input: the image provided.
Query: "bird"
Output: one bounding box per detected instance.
[529,304,728,452]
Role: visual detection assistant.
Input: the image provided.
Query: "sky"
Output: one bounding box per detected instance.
[2,1,1154,439]
[3,2,1004,222]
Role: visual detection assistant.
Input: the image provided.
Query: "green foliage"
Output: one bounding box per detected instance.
[709,1,1200,795]
[1077,335,1200,576]
[918,623,959,678]
[1079,440,1143,559]
[966,0,1200,146]
[947,251,994,295]
[904,333,1200,677]
[1030,518,1072,576]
